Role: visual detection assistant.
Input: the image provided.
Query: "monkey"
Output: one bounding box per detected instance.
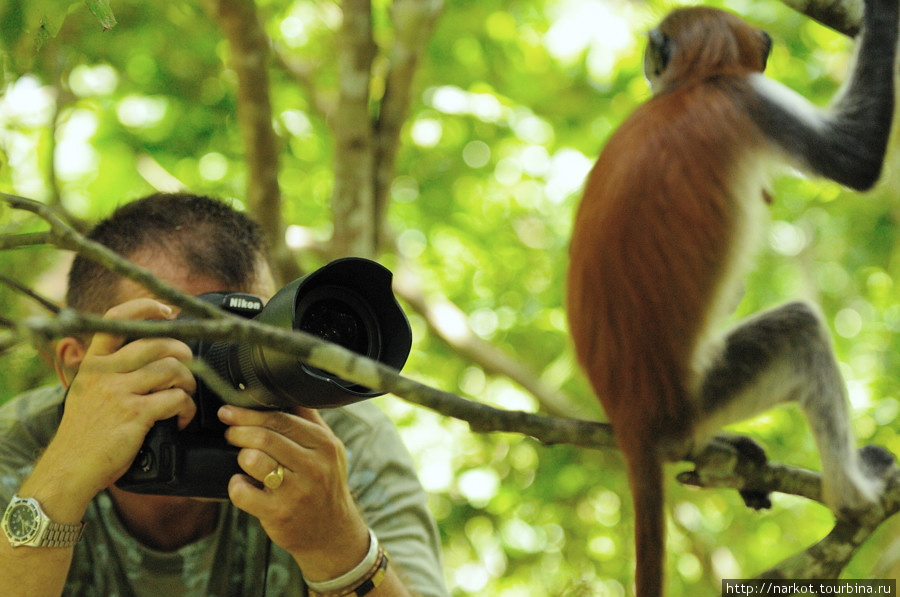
[566,2,898,596]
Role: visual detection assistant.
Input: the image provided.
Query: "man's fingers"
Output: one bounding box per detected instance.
[87,299,174,357]
[291,405,327,426]
[139,388,197,430]
[236,448,281,485]
[117,337,195,372]
[219,406,328,449]
[125,356,198,396]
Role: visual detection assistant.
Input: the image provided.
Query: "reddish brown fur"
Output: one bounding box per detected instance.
[567,8,771,597]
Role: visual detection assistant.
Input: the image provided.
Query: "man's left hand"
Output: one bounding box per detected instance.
[218,405,371,581]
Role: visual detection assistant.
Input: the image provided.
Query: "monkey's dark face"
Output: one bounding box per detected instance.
[644,29,672,91]
[644,7,772,94]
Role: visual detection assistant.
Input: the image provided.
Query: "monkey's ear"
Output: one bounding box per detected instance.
[644,29,672,90]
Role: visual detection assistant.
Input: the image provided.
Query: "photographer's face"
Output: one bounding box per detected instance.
[56,247,276,380]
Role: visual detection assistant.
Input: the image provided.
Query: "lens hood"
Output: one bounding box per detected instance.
[232,257,412,408]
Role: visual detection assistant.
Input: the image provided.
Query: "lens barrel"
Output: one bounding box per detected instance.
[202,257,411,409]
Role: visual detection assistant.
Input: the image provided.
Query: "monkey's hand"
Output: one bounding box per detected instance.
[678,434,773,510]
[725,435,773,510]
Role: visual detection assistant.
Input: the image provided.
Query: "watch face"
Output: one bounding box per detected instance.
[4,501,39,542]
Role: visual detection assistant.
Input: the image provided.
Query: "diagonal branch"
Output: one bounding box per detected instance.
[1,193,231,321]
[14,307,617,448]
[14,303,900,528]
[9,270,900,580]
[759,515,884,578]
[0,231,55,250]
[0,275,60,314]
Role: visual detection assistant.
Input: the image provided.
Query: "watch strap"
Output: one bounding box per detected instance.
[40,520,85,548]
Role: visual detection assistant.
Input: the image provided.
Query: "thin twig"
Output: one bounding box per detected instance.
[1,193,231,320]
[0,231,55,250]
[0,274,61,314]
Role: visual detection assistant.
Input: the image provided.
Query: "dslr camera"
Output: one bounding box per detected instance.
[115,257,412,499]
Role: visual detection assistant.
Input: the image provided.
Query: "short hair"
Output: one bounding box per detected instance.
[66,193,269,313]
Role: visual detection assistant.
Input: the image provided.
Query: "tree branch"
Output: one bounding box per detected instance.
[373,0,443,249]
[13,305,900,533]
[0,274,60,314]
[12,306,615,445]
[1,193,232,321]
[204,0,301,284]
[0,231,55,250]
[331,0,379,258]
[7,266,900,580]
[680,438,900,579]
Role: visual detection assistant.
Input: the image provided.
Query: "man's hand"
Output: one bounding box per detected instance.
[31,298,198,517]
[219,405,371,581]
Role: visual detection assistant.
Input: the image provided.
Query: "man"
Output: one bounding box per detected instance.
[0,193,447,597]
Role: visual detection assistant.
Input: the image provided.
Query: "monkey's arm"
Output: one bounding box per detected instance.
[747,0,898,190]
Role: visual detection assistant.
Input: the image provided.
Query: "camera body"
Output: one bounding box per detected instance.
[115,257,412,499]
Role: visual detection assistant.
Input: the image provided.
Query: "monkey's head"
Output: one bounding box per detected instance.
[644,7,772,94]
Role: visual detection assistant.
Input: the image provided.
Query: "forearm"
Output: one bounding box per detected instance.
[0,540,73,597]
[0,448,95,597]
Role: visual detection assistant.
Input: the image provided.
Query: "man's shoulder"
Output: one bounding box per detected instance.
[0,384,65,434]
[0,385,65,499]
[0,384,65,455]
[320,400,392,436]
[320,401,412,468]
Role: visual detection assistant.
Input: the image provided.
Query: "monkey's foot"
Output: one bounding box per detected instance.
[824,445,896,516]
[859,445,896,479]
[723,435,773,510]
[681,434,773,510]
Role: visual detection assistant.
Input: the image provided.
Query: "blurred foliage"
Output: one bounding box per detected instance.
[1,0,899,594]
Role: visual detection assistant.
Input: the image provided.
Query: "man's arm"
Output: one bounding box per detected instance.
[0,299,197,597]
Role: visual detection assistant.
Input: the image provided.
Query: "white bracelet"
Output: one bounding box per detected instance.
[304,528,380,594]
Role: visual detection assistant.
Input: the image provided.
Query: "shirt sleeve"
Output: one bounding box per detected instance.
[0,385,65,505]
[322,402,448,597]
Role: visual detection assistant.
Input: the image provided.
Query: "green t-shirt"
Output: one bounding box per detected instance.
[0,385,447,597]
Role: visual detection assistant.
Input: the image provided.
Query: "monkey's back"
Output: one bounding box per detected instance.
[567,78,769,450]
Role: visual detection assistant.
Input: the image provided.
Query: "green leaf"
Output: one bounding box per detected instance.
[84,0,117,31]
[0,0,79,61]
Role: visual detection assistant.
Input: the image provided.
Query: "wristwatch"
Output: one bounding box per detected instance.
[1,495,85,548]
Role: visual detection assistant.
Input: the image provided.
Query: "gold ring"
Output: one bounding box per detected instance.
[263,464,285,489]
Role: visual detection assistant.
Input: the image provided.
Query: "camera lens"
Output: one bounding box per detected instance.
[291,285,383,394]
[202,258,411,409]
[298,297,369,356]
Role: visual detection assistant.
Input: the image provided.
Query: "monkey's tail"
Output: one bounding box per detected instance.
[625,445,665,597]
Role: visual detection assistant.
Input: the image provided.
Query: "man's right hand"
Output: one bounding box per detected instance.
[22,298,198,522]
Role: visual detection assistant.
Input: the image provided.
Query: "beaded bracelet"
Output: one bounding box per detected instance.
[307,547,389,597]
[306,529,390,597]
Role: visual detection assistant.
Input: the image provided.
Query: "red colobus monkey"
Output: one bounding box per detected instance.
[567,2,898,596]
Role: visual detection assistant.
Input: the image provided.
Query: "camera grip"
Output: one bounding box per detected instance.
[116,417,179,489]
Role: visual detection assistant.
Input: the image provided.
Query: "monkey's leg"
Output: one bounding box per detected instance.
[695,301,890,513]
